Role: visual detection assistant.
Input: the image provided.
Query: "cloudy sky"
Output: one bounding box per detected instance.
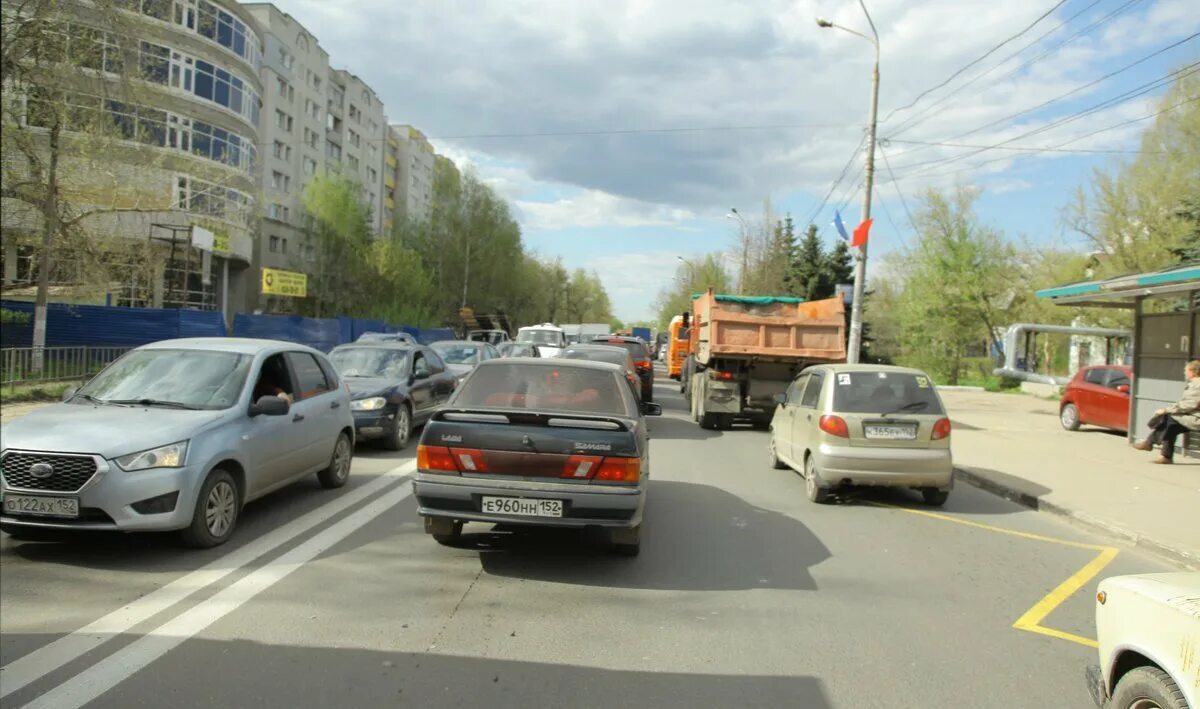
[274,0,1198,321]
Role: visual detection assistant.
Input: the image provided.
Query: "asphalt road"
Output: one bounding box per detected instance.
[0,365,1178,708]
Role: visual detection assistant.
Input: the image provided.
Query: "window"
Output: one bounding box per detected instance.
[272,140,290,161]
[271,171,289,192]
[281,238,288,254]
[830,371,946,415]
[266,203,289,221]
[1106,371,1130,390]
[275,109,293,132]
[330,86,344,108]
[305,99,320,120]
[347,154,359,170]
[188,0,261,70]
[348,104,361,122]
[785,375,808,404]
[304,127,319,148]
[139,41,170,83]
[367,167,377,183]
[800,372,824,408]
[348,129,360,148]
[285,353,332,400]
[189,58,260,124]
[303,157,317,175]
[175,175,253,227]
[276,46,294,70]
[1084,368,1107,386]
[269,235,279,252]
[326,141,341,160]
[275,77,293,101]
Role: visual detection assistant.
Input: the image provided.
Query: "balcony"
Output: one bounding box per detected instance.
[385,153,397,168]
[384,174,396,189]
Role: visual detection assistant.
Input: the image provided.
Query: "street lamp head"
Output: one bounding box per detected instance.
[730,207,739,214]
[816,18,834,28]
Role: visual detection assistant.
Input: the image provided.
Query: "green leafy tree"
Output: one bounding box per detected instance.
[655,253,734,324]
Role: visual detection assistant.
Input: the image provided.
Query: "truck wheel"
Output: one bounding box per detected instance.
[1110,666,1186,709]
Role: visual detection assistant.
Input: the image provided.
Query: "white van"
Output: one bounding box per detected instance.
[516,323,567,358]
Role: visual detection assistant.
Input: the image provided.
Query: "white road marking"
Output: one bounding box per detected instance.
[23,480,415,709]
[0,461,414,699]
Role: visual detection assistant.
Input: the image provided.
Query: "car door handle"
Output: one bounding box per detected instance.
[292,414,305,422]
[806,414,813,421]
[330,401,341,409]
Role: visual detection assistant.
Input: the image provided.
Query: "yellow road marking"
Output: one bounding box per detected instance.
[871,501,1120,648]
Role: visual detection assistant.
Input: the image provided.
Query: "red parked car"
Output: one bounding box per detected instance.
[1059,365,1132,432]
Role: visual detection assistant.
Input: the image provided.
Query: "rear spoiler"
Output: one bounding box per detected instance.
[432,408,630,432]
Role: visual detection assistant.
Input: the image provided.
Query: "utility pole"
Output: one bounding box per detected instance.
[726,208,749,294]
[818,0,879,364]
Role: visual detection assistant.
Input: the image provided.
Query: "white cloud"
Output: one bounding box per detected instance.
[516,191,697,231]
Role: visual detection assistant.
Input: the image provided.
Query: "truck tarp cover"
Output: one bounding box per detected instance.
[693,294,805,305]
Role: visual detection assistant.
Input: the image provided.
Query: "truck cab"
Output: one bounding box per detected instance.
[516,324,567,358]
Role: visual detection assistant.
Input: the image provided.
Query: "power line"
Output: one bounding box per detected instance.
[877,143,917,229]
[873,186,909,251]
[885,94,1199,183]
[886,0,1134,137]
[887,30,1199,156]
[885,63,1198,176]
[885,138,1164,154]
[802,133,867,227]
[881,0,1069,125]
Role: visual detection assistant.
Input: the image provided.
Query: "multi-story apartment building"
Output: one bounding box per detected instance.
[386,124,436,226]
[242,2,329,312]
[328,69,387,234]
[0,0,264,315]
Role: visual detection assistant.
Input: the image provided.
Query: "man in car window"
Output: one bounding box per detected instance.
[1134,359,1200,464]
[253,355,294,404]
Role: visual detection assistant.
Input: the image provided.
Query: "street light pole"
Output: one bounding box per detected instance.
[818,0,879,364]
[726,207,749,294]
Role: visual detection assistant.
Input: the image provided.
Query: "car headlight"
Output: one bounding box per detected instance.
[351,397,387,411]
[114,441,188,471]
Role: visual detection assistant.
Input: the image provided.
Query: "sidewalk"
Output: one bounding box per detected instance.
[0,401,50,425]
[940,389,1200,570]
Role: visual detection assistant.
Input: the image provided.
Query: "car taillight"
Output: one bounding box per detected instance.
[561,455,603,479]
[450,448,489,472]
[932,417,952,441]
[417,445,458,473]
[709,370,734,381]
[594,457,640,483]
[636,360,652,371]
[819,415,849,438]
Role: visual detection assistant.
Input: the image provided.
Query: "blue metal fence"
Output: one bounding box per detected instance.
[0,300,456,352]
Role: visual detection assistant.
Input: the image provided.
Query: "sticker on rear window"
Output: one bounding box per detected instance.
[877,372,888,379]
[837,373,851,386]
[916,376,930,388]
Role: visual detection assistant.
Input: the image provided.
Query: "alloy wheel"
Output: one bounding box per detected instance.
[205,481,236,538]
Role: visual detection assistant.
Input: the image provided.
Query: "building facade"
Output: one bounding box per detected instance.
[329,69,387,234]
[388,124,435,225]
[0,0,264,316]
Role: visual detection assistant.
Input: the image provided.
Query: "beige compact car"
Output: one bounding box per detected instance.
[768,364,953,505]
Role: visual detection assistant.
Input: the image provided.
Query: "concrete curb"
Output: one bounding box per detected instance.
[954,466,1200,571]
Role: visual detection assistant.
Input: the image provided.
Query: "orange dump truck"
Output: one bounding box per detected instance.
[683,290,846,430]
[666,315,690,381]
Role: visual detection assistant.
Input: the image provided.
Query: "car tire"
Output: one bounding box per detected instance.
[384,404,413,451]
[425,516,462,545]
[1110,666,1186,709]
[921,488,950,507]
[804,456,831,504]
[610,525,641,557]
[180,468,240,549]
[318,432,353,489]
[769,437,788,470]
[1060,403,1081,431]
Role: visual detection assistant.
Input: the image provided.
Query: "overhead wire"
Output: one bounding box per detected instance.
[801,132,867,228]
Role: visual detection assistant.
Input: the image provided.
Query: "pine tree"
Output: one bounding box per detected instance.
[822,240,855,297]
[789,223,827,300]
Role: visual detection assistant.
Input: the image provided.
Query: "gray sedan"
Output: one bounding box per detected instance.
[0,338,354,547]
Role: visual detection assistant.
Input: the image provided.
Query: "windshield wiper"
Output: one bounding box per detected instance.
[107,398,202,410]
[881,401,929,417]
[74,393,108,405]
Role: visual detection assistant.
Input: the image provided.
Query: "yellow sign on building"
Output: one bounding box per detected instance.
[261,267,307,297]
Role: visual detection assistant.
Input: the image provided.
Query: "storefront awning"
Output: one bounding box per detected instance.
[1036,263,1200,307]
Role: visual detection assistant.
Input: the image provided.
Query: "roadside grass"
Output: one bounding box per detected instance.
[0,381,74,405]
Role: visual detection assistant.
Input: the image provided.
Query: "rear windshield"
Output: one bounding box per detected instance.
[831,371,945,416]
[454,364,632,416]
[591,340,647,360]
[560,347,627,368]
[432,343,481,364]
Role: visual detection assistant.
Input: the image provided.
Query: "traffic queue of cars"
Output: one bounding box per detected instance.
[0,329,661,551]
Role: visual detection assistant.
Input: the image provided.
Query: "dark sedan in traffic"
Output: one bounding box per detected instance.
[590,335,655,402]
[328,343,457,450]
[414,359,661,556]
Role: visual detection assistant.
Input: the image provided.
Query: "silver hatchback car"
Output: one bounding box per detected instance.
[0,338,354,547]
[769,364,953,505]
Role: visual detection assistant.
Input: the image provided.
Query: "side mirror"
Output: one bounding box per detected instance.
[773,393,788,406]
[250,395,290,417]
[412,369,431,382]
[642,402,663,417]
[1115,384,1130,394]
[62,387,78,402]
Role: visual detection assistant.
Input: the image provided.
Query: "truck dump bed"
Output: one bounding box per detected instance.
[692,291,846,363]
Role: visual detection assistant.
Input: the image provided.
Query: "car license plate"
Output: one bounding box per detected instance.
[481,496,563,518]
[864,424,917,440]
[2,494,80,518]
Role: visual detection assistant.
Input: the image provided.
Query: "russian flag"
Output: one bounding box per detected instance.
[833,210,849,242]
